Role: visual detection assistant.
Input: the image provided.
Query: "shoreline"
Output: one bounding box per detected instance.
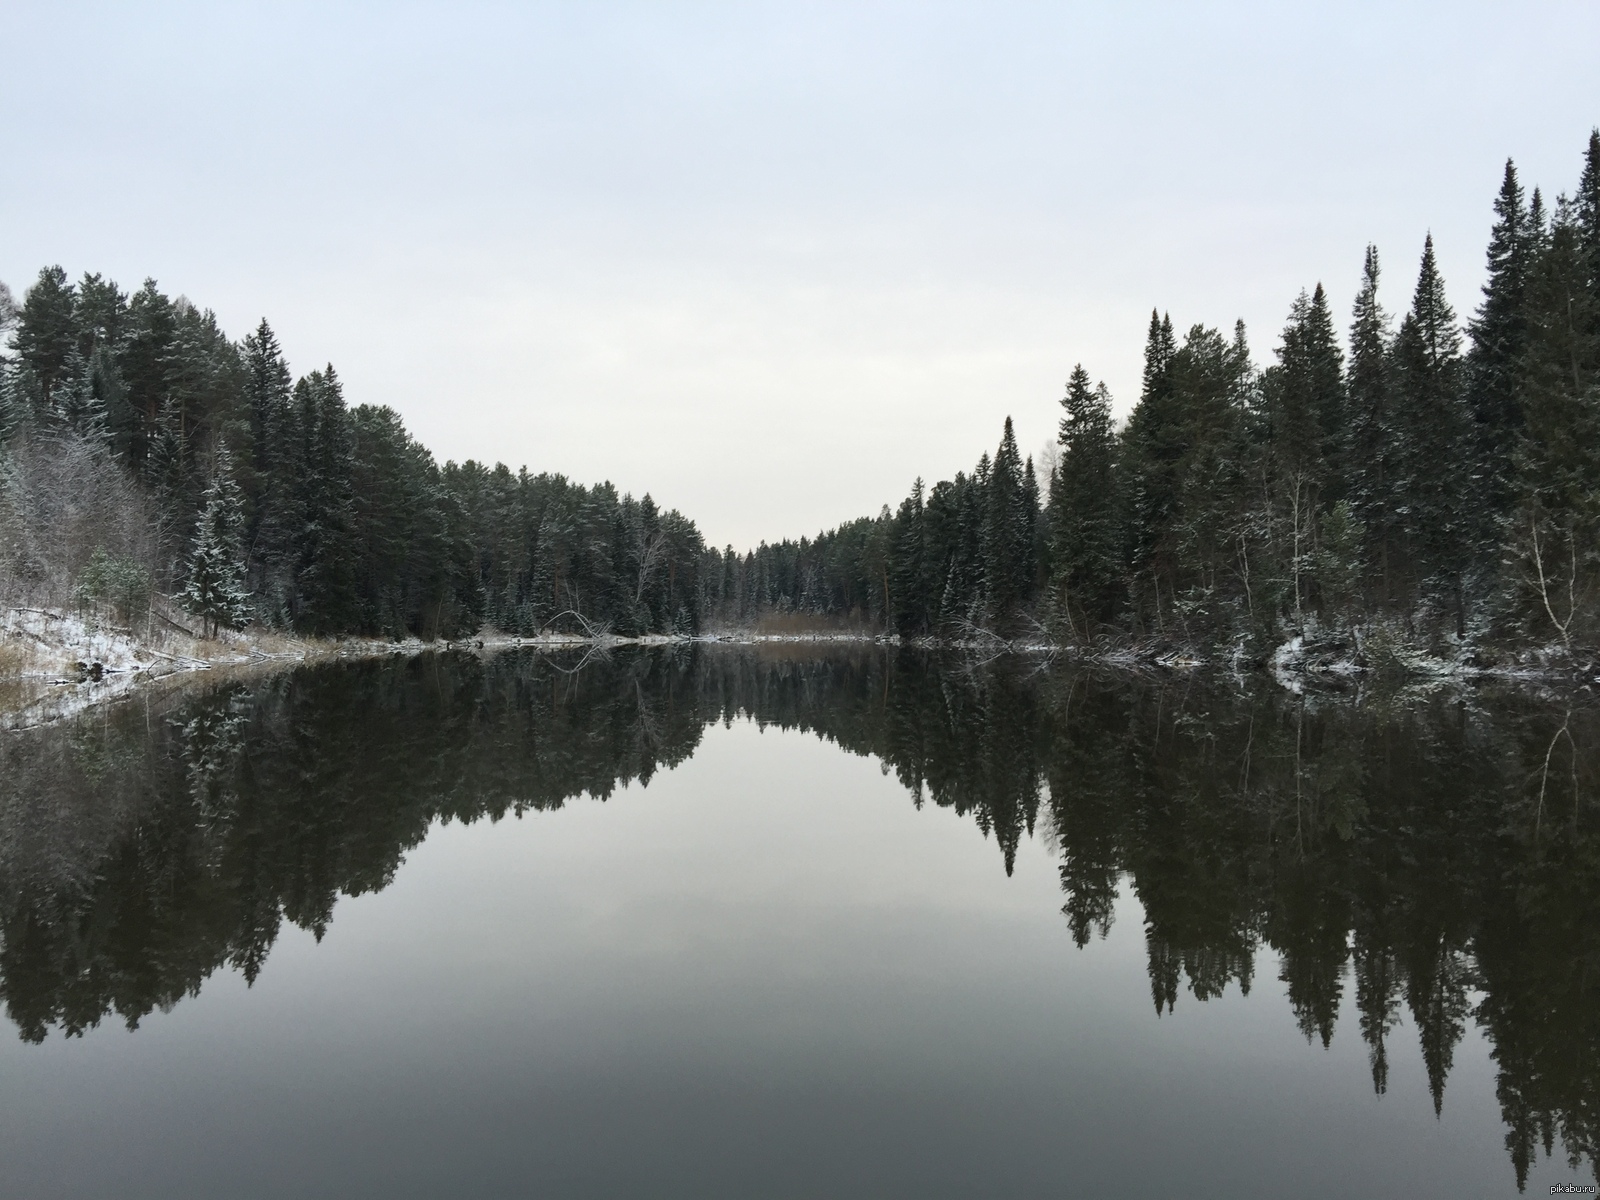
[4,610,1596,732]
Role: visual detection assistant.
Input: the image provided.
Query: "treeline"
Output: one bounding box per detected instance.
[2,130,1597,652]
[0,289,705,639]
[0,646,1593,1188]
[736,130,1600,659]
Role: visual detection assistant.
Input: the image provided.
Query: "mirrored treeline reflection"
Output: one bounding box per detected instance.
[0,647,1595,1188]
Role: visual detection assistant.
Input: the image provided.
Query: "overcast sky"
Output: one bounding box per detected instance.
[3,3,1598,549]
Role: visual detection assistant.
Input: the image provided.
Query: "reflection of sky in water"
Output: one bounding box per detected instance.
[0,720,1559,1199]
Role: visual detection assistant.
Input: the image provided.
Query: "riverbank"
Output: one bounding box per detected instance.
[4,605,1596,731]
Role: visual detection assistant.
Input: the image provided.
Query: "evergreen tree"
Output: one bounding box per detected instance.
[1159,321,1256,639]
[1505,194,1600,648]
[1390,235,1473,629]
[1467,160,1535,522]
[241,319,297,612]
[1264,287,1345,617]
[1345,245,1399,605]
[1049,365,1120,630]
[11,266,78,410]
[1265,285,1345,495]
[1578,128,1600,313]
[1121,310,1180,629]
[982,418,1031,630]
[116,279,177,471]
[74,273,127,359]
[890,478,932,636]
[182,448,251,638]
[52,348,111,443]
[292,366,359,633]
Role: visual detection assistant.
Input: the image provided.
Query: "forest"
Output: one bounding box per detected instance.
[2,129,1598,662]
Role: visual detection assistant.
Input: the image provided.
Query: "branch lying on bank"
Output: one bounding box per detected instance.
[537,609,613,641]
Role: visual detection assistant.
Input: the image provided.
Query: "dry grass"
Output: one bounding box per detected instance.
[0,639,34,679]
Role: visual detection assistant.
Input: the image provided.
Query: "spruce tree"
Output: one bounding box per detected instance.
[182,448,252,639]
[982,419,1029,630]
[1578,128,1600,311]
[1467,160,1535,525]
[293,366,359,633]
[1265,287,1345,617]
[890,479,930,636]
[241,320,297,610]
[1506,195,1600,647]
[1050,365,1120,630]
[1390,235,1472,627]
[1121,310,1180,629]
[1345,246,1398,604]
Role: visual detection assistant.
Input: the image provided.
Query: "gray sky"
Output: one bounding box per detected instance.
[3,3,1597,549]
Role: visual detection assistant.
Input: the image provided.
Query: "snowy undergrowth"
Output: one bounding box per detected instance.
[0,605,325,730]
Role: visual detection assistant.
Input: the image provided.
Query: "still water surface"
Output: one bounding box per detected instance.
[0,647,1595,1197]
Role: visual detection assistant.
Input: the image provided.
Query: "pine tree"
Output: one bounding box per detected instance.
[116,279,177,472]
[1050,365,1120,630]
[1345,245,1398,605]
[183,448,252,639]
[12,266,79,412]
[74,273,127,359]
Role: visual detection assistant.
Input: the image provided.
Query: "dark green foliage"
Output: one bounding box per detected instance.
[1049,365,1120,629]
[1345,245,1400,604]
[1265,284,1345,496]
[1503,184,1600,648]
[1390,235,1473,628]
[982,417,1031,630]
[11,266,77,407]
[1468,161,1535,522]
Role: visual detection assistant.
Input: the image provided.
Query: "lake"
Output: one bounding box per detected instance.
[0,646,1594,1198]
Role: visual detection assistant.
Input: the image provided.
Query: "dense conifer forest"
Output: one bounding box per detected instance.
[3,129,1598,661]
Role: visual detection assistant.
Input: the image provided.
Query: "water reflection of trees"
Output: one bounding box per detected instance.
[0,646,1594,1189]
